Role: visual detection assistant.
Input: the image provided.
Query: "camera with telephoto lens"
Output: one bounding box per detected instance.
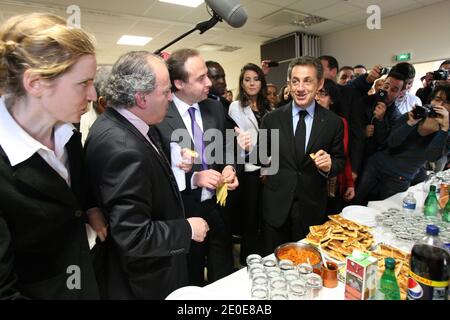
[374,89,388,103]
[411,104,439,119]
[431,69,450,81]
[380,67,391,76]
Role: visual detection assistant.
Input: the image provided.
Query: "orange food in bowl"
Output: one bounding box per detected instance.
[277,246,321,265]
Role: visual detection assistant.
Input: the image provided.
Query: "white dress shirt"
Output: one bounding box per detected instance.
[395,91,422,115]
[114,106,162,154]
[172,94,214,202]
[0,97,74,186]
[292,100,316,151]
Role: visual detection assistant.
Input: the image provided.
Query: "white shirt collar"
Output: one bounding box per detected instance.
[292,100,316,118]
[113,106,150,138]
[173,94,200,116]
[0,97,75,166]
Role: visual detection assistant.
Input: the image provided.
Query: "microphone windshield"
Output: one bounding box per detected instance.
[205,0,248,28]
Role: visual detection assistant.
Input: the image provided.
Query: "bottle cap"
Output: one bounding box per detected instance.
[385,257,396,269]
[426,224,439,236]
[430,185,437,192]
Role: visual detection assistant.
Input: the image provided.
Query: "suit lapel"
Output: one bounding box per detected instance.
[165,102,188,133]
[12,151,79,208]
[199,101,216,133]
[281,104,297,165]
[105,107,183,203]
[244,107,259,131]
[66,131,83,201]
[305,105,328,156]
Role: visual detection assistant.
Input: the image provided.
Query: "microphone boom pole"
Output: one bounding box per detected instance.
[154,13,222,55]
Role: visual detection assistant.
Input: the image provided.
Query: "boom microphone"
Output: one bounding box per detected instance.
[205,0,248,28]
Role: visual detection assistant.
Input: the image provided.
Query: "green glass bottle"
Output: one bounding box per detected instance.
[442,190,450,223]
[376,258,401,300]
[424,185,439,217]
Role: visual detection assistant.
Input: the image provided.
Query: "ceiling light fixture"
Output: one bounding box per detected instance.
[158,0,204,8]
[117,35,152,46]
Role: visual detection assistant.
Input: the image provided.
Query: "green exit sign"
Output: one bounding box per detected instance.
[395,53,411,61]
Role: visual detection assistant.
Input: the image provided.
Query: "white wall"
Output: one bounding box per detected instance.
[322,1,450,69]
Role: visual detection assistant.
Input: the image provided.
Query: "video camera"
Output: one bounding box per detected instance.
[412,104,439,120]
[431,69,450,81]
[374,89,388,103]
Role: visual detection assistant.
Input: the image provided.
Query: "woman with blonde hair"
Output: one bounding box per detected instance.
[0,12,105,299]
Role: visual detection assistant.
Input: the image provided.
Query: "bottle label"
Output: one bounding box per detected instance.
[408,271,449,300]
[409,270,449,287]
[402,202,416,210]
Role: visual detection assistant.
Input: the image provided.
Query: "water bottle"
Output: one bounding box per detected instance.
[423,185,439,217]
[402,192,416,214]
[376,258,401,300]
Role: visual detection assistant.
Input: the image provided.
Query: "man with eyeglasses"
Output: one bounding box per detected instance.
[259,56,345,254]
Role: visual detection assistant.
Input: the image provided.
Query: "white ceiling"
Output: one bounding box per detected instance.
[0,0,445,64]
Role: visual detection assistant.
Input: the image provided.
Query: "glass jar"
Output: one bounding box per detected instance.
[270,276,287,291]
[270,289,288,300]
[246,254,262,267]
[266,268,282,279]
[262,257,278,272]
[251,284,269,300]
[248,263,264,278]
[287,279,306,300]
[297,263,313,286]
[305,273,323,299]
[283,269,300,282]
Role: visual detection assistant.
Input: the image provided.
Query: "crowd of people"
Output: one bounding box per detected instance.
[0,12,449,300]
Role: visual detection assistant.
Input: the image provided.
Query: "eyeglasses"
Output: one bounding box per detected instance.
[316,90,329,97]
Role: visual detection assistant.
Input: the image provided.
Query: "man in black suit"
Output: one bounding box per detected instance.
[156,49,239,286]
[259,56,345,254]
[84,51,209,299]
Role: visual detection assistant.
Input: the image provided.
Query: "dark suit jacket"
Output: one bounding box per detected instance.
[260,102,345,229]
[156,99,234,228]
[336,85,366,175]
[84,107,191,300]
[0,132,99,300]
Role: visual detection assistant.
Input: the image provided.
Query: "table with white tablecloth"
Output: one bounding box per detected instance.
[166,180,432,300]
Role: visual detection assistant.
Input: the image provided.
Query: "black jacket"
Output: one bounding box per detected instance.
[0,132,99,300]
[259,102,345,229]
[85,107,191,299]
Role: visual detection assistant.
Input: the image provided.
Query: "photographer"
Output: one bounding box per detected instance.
[418,61,450,104]
[416,72,434,105]
[424,84,450,172]
[391,62,422,115]
[362,72,405,160]
[354,85,449,205]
